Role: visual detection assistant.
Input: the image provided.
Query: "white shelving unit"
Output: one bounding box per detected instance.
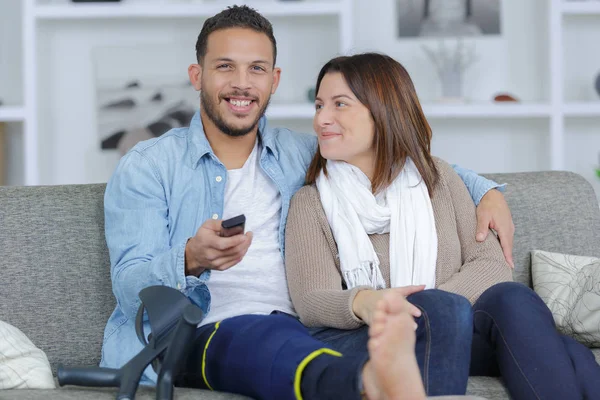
[0,107,26,122]
[4,0,600,185]
[11,0,355,185]
[34,1,345,19]
[548,1,600,170]
[0,1,37,185]
[562,1,600,14]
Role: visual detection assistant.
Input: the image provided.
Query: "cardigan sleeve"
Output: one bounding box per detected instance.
[435,159,513,304]
[284,186,371,329]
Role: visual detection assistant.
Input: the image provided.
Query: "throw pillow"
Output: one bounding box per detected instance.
[531,250,600,347]
[0,320,55,389]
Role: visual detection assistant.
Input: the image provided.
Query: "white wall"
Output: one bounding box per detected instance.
[3,0,600,190]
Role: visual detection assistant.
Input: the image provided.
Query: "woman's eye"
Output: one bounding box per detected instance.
[336,101,347,107]
[315,104,323,110]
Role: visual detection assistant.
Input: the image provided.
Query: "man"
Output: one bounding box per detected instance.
[100,5,514,399]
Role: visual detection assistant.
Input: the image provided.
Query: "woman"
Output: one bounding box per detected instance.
[285,53,600,400]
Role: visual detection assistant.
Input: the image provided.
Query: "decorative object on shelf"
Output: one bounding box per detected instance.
[397,0,501,38]
[493,92,520,102]
[421,38,478,101]
[595,71,600,99]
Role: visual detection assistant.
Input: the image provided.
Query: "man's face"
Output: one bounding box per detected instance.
[197,28,281,137]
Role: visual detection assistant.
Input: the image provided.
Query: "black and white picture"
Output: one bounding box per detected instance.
[397,0,501,38]
[93,44,198,154]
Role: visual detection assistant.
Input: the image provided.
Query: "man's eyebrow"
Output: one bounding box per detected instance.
[211,58,271,65]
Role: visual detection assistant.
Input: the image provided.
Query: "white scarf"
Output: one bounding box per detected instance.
[316,158,437,290]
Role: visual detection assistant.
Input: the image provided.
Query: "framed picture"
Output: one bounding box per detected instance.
[92,44,198,154]
[397,0,501,38]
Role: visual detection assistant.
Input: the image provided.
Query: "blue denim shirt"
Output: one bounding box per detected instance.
[100,111,503,383]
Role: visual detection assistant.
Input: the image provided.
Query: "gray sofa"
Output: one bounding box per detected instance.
[1,170,600,400]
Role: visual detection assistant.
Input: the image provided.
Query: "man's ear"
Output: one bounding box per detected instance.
[271,67,282,95]
[188,63,202,91]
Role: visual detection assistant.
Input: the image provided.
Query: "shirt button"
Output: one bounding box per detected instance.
[215,176,222,182]
[177,282,181,290]
[212,214,219,220]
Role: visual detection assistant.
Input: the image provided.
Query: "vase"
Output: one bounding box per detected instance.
[440,68,463,100]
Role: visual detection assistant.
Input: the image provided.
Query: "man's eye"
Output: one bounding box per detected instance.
[252,66,266,72]
[217,64,231,70]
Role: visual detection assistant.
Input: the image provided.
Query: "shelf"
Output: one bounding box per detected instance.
[264,102,552,120]
[422,103,551,118]
[34,1,343,20]
[564,102,600,117]
[562,1,600,15]
[0,107,26,122]
[266,103,315,119]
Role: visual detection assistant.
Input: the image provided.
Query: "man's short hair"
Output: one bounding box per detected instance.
[195,5,277,66]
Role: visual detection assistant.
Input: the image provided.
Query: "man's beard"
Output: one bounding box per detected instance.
[200,90,270,137]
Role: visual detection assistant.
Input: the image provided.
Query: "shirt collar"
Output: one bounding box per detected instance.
[187,110,280,168]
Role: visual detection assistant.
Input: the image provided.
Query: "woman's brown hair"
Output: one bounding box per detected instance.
[306,53,439,196]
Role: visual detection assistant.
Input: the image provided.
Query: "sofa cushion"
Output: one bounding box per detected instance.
[0,386,250,400]
[483,172,600,287]
[531,250,600,347]
[466,376,510,400]
[0,184,113,374]
[0,320,55,389]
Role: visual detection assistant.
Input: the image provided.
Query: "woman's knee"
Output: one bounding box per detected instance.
[474,282,551,322]
[409,289,473,329]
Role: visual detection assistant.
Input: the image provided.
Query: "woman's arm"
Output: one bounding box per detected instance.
[435,160,513,304]
[285,186,370,329]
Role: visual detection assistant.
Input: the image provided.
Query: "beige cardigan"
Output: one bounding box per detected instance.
[284,158,513,330]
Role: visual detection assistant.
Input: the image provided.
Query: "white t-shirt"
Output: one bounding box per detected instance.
[201,141,296,326]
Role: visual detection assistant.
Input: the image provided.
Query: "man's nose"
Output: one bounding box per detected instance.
[231,69,252,91]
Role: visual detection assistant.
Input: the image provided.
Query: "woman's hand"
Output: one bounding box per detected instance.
[352,285,425,325]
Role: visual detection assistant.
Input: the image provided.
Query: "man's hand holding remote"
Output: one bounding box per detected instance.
[184,218,253,276]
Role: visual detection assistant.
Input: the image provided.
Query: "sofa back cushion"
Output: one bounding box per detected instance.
[484,171,600,286]
[0,184,112,374]
[0,170,599,373]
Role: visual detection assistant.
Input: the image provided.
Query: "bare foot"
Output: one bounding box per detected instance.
[362,293,426,400]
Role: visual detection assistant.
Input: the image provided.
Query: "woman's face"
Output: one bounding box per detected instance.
[313,72,376,172]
